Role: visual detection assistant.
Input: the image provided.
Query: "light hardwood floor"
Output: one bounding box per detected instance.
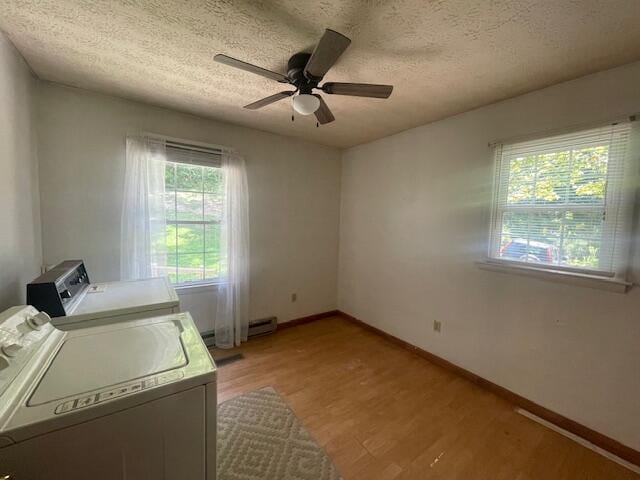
[211,316,638,480]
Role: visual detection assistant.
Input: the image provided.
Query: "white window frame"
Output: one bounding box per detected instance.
[163,139,224,288]
[480,121,637,292]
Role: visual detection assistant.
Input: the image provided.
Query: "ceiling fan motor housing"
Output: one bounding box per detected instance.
[287,52,316,93]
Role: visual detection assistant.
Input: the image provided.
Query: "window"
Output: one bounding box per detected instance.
[489,122,633,277]
[160,143,224,285]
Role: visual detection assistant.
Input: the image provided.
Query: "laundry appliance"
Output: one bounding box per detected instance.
[27,260,180,329]
[0,305,216,479]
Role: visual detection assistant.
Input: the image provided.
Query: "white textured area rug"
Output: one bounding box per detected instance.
[217,387,342,480]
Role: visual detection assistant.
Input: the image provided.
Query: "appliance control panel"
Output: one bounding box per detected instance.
[0,307,54,397]
[26,260,91,318]
[54,370,185,414]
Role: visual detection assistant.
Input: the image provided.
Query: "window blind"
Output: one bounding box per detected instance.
[489,122,633,276]
[165,142,222,167]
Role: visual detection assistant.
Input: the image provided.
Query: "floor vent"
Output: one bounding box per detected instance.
[201,316,277,347]
[215,353,245,367]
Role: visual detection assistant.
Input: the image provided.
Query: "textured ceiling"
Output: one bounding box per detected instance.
[2,1,640,148]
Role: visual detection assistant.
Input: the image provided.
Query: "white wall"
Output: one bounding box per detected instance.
[339,61,640,451]
[37,83,341,328]
[0,33,42,310]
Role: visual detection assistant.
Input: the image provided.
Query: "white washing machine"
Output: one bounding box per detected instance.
[0,306,216,480]
[27,260,180,330]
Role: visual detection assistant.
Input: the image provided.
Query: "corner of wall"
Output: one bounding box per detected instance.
[0,31,44,308]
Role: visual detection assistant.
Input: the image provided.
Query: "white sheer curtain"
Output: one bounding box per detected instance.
[120,136,167,280]
[215,149,250,348]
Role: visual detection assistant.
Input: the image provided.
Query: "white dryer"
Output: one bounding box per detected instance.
[27,260,180,330]
[0,306,216,480]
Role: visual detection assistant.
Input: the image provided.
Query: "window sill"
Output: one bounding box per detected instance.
[476,260,632,293]
[174,281,225,294]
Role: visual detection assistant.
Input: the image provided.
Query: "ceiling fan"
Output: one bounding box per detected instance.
[214,29,393,125]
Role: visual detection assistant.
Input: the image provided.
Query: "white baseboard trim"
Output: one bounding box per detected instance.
[516,408,640,474]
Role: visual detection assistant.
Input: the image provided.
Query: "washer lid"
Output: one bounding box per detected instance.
[29,321,187,405]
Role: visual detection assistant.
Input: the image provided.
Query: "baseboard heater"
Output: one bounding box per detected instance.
[201,316,277,347]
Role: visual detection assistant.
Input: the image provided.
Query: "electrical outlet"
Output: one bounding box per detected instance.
[291,293,297,303]
[433,320,442,333]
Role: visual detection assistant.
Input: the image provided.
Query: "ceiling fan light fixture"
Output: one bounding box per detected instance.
[215,28,393,125]
[292,93,320,115]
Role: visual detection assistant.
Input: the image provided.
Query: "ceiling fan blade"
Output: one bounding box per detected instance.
[244,91,295,110]
[214,54,289,83]
[304,29,351,81]
[322,82,393,98]
[313,95,335,124]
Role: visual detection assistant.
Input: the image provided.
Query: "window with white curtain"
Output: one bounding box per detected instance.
[160,143,224,285]
[489,122,634,277]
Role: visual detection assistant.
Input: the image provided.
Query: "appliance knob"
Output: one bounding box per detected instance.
[1,342,22,358]
[60,289,72,299]
[27,311,51,330]
[0,355,9,371]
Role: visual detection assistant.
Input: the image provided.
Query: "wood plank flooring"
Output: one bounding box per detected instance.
[211,316,638,480]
